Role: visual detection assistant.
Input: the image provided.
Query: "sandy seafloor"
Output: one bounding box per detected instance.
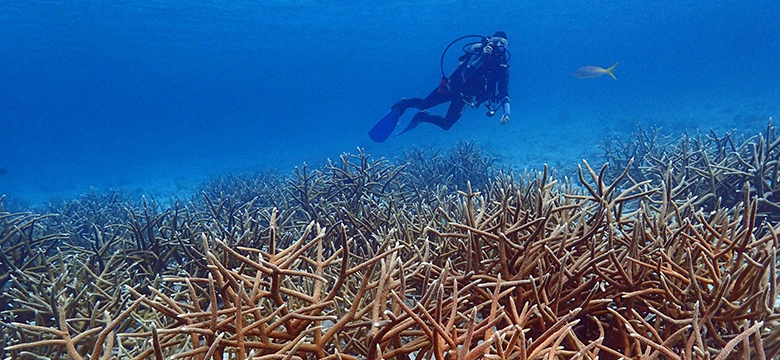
[3,90,777,208]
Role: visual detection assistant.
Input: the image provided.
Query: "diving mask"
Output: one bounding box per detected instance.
[489,37,508,52]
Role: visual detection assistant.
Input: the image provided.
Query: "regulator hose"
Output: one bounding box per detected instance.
[439,34,488,78]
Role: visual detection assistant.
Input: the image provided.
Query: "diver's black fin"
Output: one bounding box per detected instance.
[369,108,403,142]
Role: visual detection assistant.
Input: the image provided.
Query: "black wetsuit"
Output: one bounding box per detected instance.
[397,43,510,130]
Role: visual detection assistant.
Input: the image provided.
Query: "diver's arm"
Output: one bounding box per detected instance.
[500,97,511,125]
[468,47,490,67]
[498,65,511,124]
[461,44,490,82]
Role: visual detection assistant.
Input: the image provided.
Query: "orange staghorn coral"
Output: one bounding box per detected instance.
[1,137,779,359]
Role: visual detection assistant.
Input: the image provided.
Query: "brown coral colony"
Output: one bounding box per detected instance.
[2,123,780,359]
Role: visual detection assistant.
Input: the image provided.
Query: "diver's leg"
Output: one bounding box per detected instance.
[376,89,443,142]
[417,87,452,109]
[393,88,457,136]
[440,99,468,130]
[410,98,467,131]
[396,88,451,112]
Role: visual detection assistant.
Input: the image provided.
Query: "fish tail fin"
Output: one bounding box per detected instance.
[605,62,619,80]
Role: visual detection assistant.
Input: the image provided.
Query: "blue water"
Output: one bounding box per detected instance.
[2,0,779,204]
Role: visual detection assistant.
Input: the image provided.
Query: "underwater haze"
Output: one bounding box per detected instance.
[1,0,779,204]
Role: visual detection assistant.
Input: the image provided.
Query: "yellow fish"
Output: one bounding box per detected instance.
[573,62,619,80]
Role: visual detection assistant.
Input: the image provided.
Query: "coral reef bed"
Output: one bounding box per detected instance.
[600,121,780,220]
[1,125,779,360]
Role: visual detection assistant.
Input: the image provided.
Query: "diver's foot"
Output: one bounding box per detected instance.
[392,98,409,111]
[410,111,426,126]
[394,111,426,137]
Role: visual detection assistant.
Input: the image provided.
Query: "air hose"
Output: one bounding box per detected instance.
[439,34,488,78]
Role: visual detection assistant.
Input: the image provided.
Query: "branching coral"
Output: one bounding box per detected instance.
[400,140,500,192]
[2,130,779,359]
[419,160,779,359]
[601,120,780,219]
[0,196,68,322]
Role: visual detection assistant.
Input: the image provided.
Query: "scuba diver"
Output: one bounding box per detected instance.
[370,31,511,142]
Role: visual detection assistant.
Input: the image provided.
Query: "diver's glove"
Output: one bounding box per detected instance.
[483,45,493,55]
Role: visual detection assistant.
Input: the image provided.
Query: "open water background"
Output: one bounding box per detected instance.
[1,0,779,204]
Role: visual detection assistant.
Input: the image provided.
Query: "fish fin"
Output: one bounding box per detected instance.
[605,62,619,80]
